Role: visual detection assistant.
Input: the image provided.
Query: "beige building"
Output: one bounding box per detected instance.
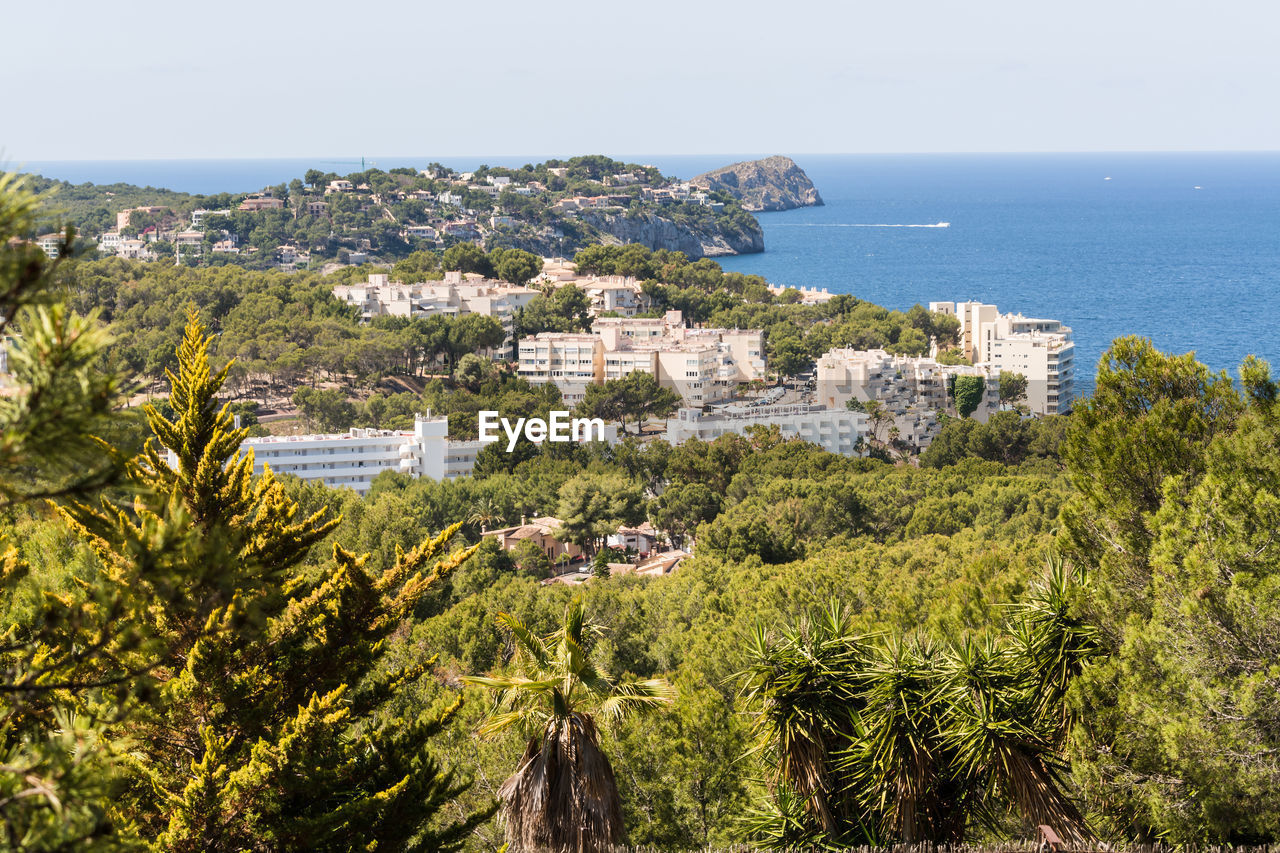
[483,516,582,564]
[518,310,766,407]
[333,271,540,360]
[516,333,604,404]
[929,301,1075,415]
[815,348,998,450]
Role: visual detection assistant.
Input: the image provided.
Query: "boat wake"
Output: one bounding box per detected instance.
[774,222,951,228]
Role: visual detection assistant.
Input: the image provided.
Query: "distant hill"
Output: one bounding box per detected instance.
[19,155,765,268]
[691,155,824,212]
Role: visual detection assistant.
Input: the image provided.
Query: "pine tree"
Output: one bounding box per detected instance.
[62,310,493,851]
[0,172,133,851]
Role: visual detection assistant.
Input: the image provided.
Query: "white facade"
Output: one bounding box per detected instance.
[519,312,765,408]
[929,301,1075,415]
[238,414,482,495]
[664,404,867,457]
[333,271,539,360]
[815,348,999,450]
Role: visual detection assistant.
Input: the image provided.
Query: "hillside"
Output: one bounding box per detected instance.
[691,154,824,211]
[21,156,769,270]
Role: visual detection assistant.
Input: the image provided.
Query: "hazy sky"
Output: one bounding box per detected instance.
[6,0,1279,160]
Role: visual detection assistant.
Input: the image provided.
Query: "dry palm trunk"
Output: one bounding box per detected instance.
[499,715,626,853]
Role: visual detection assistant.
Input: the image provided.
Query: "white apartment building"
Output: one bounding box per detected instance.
[929,301,1075,415]
[519,311,766,407]
[664,404,868,457]
[815,348,999,450]
[333,271,540,360]
[238,414,483,495]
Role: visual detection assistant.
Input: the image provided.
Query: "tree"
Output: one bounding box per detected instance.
[575,372,680,435]
[652,482,720,548]
[292,386,356,432]
[1062,339,1280,841]
[463,599,675,853]
[510,539,552,578]
[592,548,613,579]
[555,471,645,556]
[0,172,128,850]
[998,370,1028,406]
[488,246,542,287]
[952,374,985,418]
[61,312,493,850]
[737,561,1099,847]
[442,242,493,277]
[454,352,493,390]
[446,313,505,366]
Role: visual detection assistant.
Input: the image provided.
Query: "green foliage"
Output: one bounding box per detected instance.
[291,386,356,432]
[555,471,646,554]
[998,370,1028,405]
[1063,337,1280,841]
[737,559,1099,846]
[58,312,491,850]
[921,411,1067,468]
[953,374,985,418]
[442,243,493,277]
[487,246,542,286]
[575,371,681,434]
[516,283,593,337]
[0,172,129,852]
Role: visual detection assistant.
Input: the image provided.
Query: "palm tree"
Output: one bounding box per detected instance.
[467,495,508,533]
[464,599,675,852]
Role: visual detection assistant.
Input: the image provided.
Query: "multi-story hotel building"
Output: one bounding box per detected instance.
[664,403,867,457]
[234,414,483,495]
[815,348,999,449]
[929,301,1075,415]
[517,311,766,407]
[333,271,540,360]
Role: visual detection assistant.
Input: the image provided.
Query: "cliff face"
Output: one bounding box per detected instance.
[691,155,824,212]
[579,209,764,257]
[488,210,764,259]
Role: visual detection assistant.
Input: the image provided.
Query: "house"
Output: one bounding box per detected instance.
[305,200,329,216]
[190,208,230,227]
[116,206,173,230]
[483,516,582,565]
[607,522,660,556]
[36,233,62,258]
[326,180,353,193]
[238,196,285,212]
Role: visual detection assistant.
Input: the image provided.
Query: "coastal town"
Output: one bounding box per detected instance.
[35,157,764,270]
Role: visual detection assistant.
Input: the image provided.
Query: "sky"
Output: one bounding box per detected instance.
[5,0,1279,160]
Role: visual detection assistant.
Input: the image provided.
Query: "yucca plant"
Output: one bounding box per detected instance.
[465,598,675,853]
[738,556,1099,848]
[735,601,874,846]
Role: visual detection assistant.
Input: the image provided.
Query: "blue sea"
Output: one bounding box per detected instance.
[21,153,1280,397]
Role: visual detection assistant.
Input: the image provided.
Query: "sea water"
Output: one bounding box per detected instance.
[20,153,1280,397]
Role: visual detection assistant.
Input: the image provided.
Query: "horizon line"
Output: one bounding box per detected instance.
[13,148,1280,164]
